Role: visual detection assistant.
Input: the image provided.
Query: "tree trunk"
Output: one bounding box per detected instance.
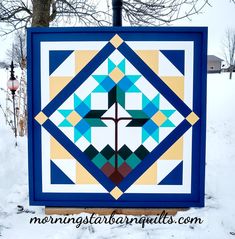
[31,0,51,27]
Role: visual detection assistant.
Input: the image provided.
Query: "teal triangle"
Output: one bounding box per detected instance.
[59,119,73,127]
[74,94,82,108]
[160,109,175,118]
[161,119,175,127]
[117,86,125,107]
[152,94,160,108]
[152,128,159,143]
[108,59,116,73]
[117,59,125,73]
[58,109,72,118]
[74,128,82,142]
[92,75,107,83]
[109,155,115,167]
[126,75,141,83]
[142,129,149,142]
[159,162,183,185]
[84,95,91,108]
[51,160,74,184]
[84,129,91,142]
[142,94,150,108]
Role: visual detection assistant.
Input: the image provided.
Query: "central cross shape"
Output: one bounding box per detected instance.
[100,101,132,172]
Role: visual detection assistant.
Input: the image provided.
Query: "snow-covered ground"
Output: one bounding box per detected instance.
[0,72,235,239]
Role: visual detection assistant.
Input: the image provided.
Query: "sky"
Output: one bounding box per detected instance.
[0,0,235,62]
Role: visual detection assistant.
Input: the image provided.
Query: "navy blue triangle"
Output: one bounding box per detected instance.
[161,50,185,75]
[159,161,183,185]
[49,50,73,75]
[51,160,74,184]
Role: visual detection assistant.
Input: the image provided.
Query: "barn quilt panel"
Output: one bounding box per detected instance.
[28,27,207,207]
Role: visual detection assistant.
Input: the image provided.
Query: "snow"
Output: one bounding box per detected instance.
[0,72,235,238]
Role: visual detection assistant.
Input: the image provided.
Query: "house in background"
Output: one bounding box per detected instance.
[207,55,224,73]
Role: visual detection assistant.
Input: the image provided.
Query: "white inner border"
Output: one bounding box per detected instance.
[40,40,193,194]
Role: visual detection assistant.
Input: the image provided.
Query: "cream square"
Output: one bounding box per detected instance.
[91,92,108,110]
[125,92,142,110]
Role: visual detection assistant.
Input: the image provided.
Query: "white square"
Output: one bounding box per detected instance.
[143,136,158,152]
[125,92,142,110]
[75,136,90,151]
[91,92,108,110]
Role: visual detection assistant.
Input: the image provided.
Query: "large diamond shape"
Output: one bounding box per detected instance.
[49,49,184,187]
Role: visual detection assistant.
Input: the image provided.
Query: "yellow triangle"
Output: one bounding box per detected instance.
[160,137,183,160]
[75,50,98,74]
[76,161,99,185]
[135,50,159,74]
[161,76,184,100]
[134,162,157,185]
[50,136,73,159]
[49,76,73,100]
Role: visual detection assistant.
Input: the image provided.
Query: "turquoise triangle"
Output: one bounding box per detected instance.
[161,119,175,127]
[142,94,150,108]
[58,109,72,118]
[152,128,159,143]
[152,94,160,108]
[94,85,106,92]
[126,75,141,83]
[117,59,125,73]
[59,119,73,127]
[92,75,107,83]
[108,59,116,73]
[161,109,175,118]
[74,94,81,108]
[84,95,91,108]
[74,128,82,142]
[84,129,91,142]
[142,129,149,142]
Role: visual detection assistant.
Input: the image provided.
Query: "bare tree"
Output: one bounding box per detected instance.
[223,29,235,79]
[6,30,26,68]
[0,0,109,34]
[0,0,210,34]
[122,0,210,26]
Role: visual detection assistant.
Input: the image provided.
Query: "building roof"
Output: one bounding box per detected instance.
[208,55,224,62]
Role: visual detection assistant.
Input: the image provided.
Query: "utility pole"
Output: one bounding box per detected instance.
[112,0,123,26]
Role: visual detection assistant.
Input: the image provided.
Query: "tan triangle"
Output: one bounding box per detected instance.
[161,76,184,100]
[76,161,99,184]
[49,76,73,100]
[135,50,159,74]
[75,50,98,74]
[134,162,157,185]
[160,137,183,160]
[50,136,73,159]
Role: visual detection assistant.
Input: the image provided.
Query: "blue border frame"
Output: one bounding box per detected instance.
[27,27,207,208]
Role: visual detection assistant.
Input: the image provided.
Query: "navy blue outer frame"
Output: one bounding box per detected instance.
[27,27,207,208]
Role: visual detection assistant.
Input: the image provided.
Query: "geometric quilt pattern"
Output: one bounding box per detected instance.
[35,34,199,200]
[50,53,184,185]
[29,28,207,207]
